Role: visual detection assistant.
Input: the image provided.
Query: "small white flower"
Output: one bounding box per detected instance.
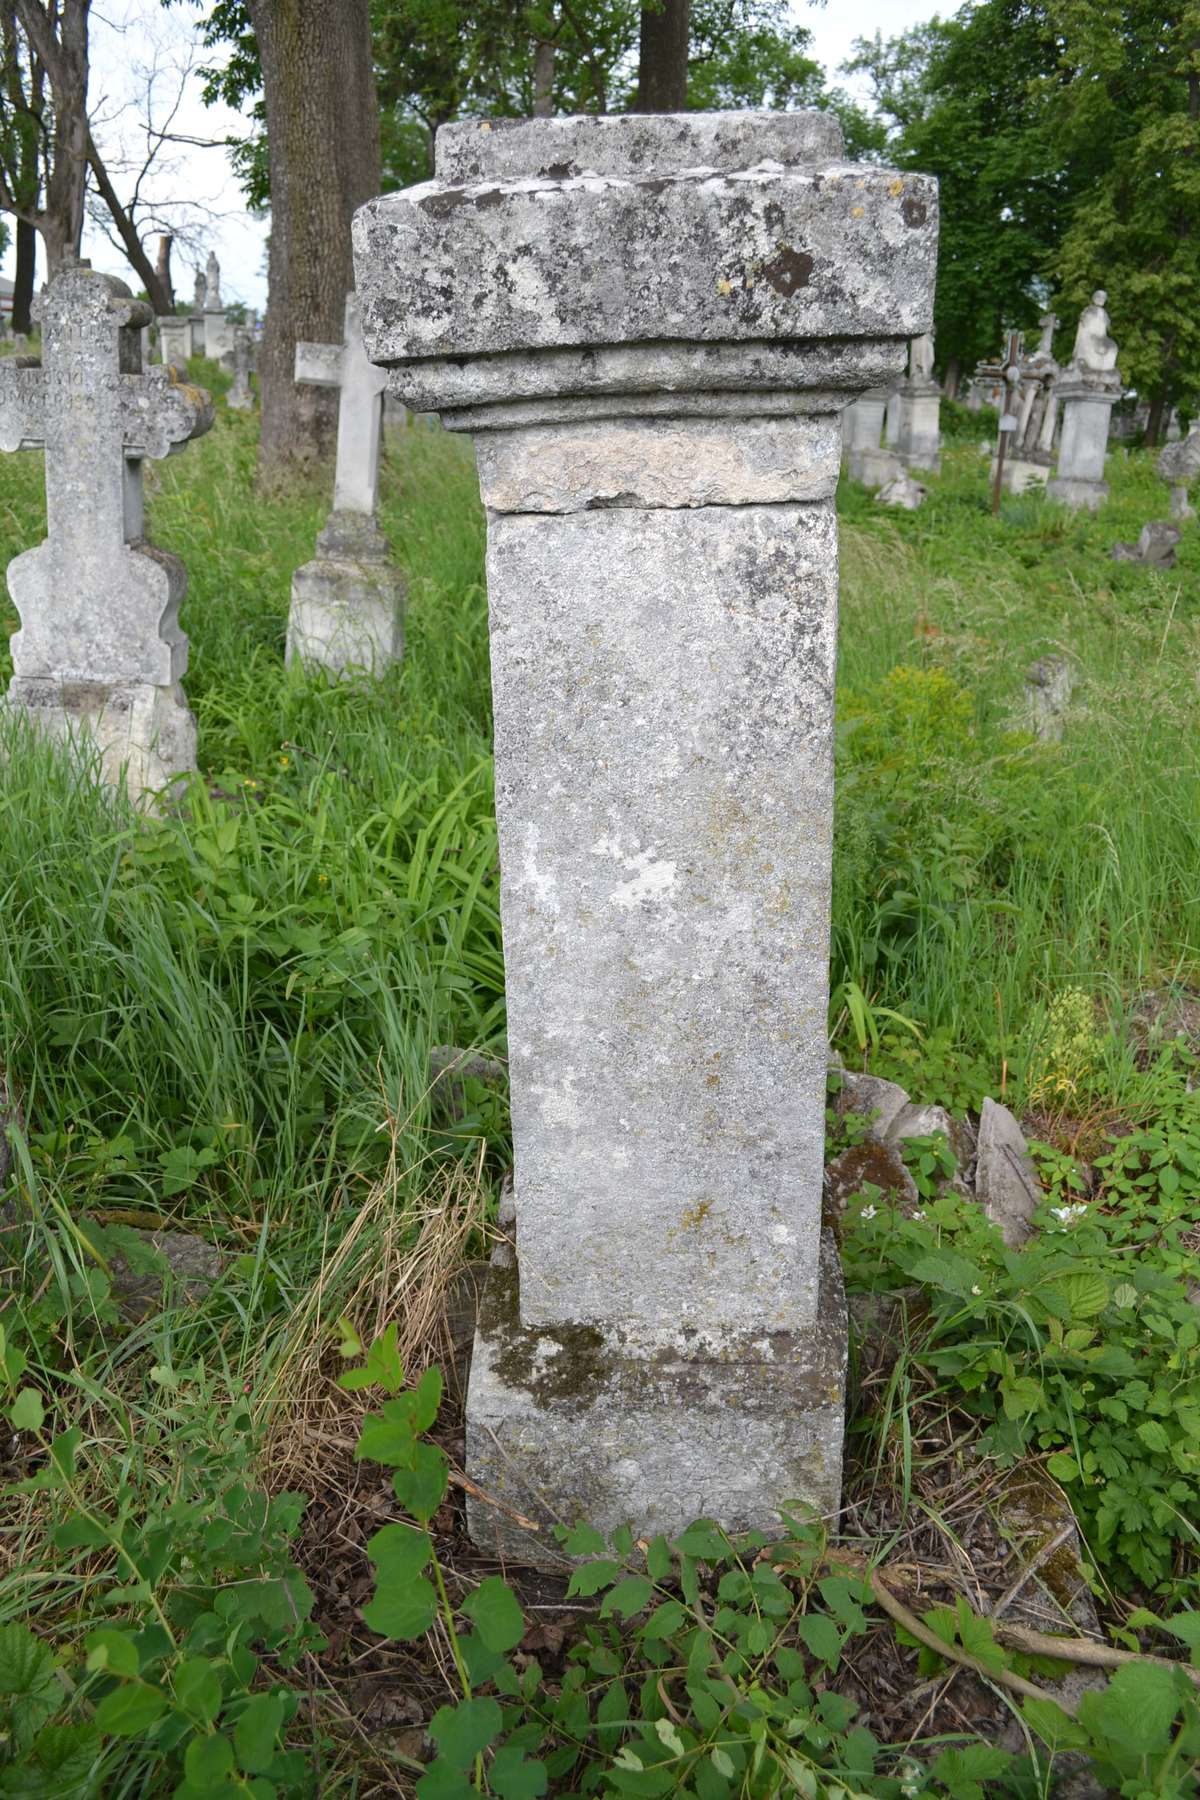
[1051,1203,1089,1224]
[860,1204,878,1221]
[971,1284,983,1296]
[912,1210,925,1221]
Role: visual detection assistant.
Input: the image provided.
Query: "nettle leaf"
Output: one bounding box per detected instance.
[0,1624,60,1752]
[1053,1273,1109,1319]
[557,1522,606,1557]
[391,1443,449,1523]
[907,1250,984,1299]
[461,1577,524,1653]
[1077,1659,1182,1754]
[0,1721,102,1793]
[428,1696,503,1769]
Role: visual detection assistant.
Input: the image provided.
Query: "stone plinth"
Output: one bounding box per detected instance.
[1047,379,1118,511]
[354,111,937,1564]
[288,293,404,678]
[226,328,255,411]
[203,310,231,360]
[884,386,902,447]
[188,315,204,356]
[0,267,212,799]
[898,382,941,472]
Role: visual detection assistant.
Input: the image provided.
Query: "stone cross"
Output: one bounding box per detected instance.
[287,292,402,676]
[0,265,213,794]
[295,293,386,516]
[354,109,937,1562]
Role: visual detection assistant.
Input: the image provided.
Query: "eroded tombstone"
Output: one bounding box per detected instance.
[844,386,901,487]
[1157,423,1200,521]
[0,266,212,796]
[1047,292,1120,511]
[288,292,403,675]
[354,110,938,1562]
[896,332,941,472]
[226,327,255,411]
[202,251,230,360]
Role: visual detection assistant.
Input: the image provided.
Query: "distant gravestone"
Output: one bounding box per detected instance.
[1047,291,1121,511]
[354,107,937,1563]
[0,266,212,796]
[158,316,190,367]
[1157,423,1200,521]
[843,386,901,487]
[896,331,941,472]
[226,327,255,410]
[288,292,404,676]
[202,252,231,360]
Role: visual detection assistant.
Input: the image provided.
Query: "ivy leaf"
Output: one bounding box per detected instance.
[566,1559,622,1598]
[391,1443,449,1523]
[428,1697,503,1769]
[490,1743,549,1799]
[8,1388,43,1432]
[794,1613,841,1669]
[600,1576,654,1620]
[461,1578,524,1653]
[93,1682,168,1736]
[233,1691,287,1772]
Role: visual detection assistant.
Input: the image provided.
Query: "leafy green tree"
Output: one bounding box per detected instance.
[1047,0,1200,438]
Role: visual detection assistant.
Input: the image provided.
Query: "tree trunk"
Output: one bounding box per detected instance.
[1146,393,1167,447]
[156,234,174,310]
[15,0,90,272]
[247,0,382,487]
[633,0,690,112]
[942,356,960,400]
[12,217,35,333]
[532,38,555,115]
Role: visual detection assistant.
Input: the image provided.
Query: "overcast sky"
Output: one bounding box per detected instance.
[2,0,941,315]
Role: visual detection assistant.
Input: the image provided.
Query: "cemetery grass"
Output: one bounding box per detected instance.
[2,367,1200,1791]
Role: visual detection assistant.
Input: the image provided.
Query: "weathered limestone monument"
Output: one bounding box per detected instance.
[896,332,941,472]
[0,266,212,794]
[1158,422,1200,520]
[354,112,937,1561]
[994,314,1059,494]
[1047,292,1120,511]
[288,292,403,675]
[226,326,255,411]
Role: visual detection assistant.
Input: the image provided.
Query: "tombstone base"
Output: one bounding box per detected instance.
[992,455,1051,496]
[286,513,405,678]
[1046,474,1109,512]
[465,1232,847,1570]
[846,446,902,489]
[6,678,197,800]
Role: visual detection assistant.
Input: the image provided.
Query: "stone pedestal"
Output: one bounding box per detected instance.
[286,512,404,676]
[1047,379,1118,510]
[897,381,941,471]
[6,678,197,793]
[354,110,936,1564]
[884,386,902,447]
[844,386,900,487]
[188,315,204,356]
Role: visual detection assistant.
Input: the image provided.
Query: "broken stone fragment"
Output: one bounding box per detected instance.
[833,1069,911,1138]
[886,1101,977,1186]
[974,1097,1040,1246]
[824,1139,919,1218]
[1110,520,1181,567]
[109,1230,221,1321]
[875,471,927,509]
[1024,654,1073,742]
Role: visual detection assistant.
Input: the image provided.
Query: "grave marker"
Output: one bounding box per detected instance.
[226,326,255,410]
[0,265,212,795]
[1047,291,1121,511]
[354,109,937,1562]
[896,332,941,472]
[203,251,231,360]
[288,292,403,675]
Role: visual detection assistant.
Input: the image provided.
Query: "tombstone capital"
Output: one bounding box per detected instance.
[355,111,937,426]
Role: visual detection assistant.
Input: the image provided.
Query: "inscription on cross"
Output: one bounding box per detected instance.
[0,266,213,689]
[295,292,386,518]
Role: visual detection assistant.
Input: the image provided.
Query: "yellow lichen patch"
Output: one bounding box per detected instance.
[678,1199,713,1232]
[888,177,904,197]
[852,207,865,219]
[716,277,733,296]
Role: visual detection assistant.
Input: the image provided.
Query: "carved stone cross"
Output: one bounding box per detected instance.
[0,266,213,689]
[295,292,386,517]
